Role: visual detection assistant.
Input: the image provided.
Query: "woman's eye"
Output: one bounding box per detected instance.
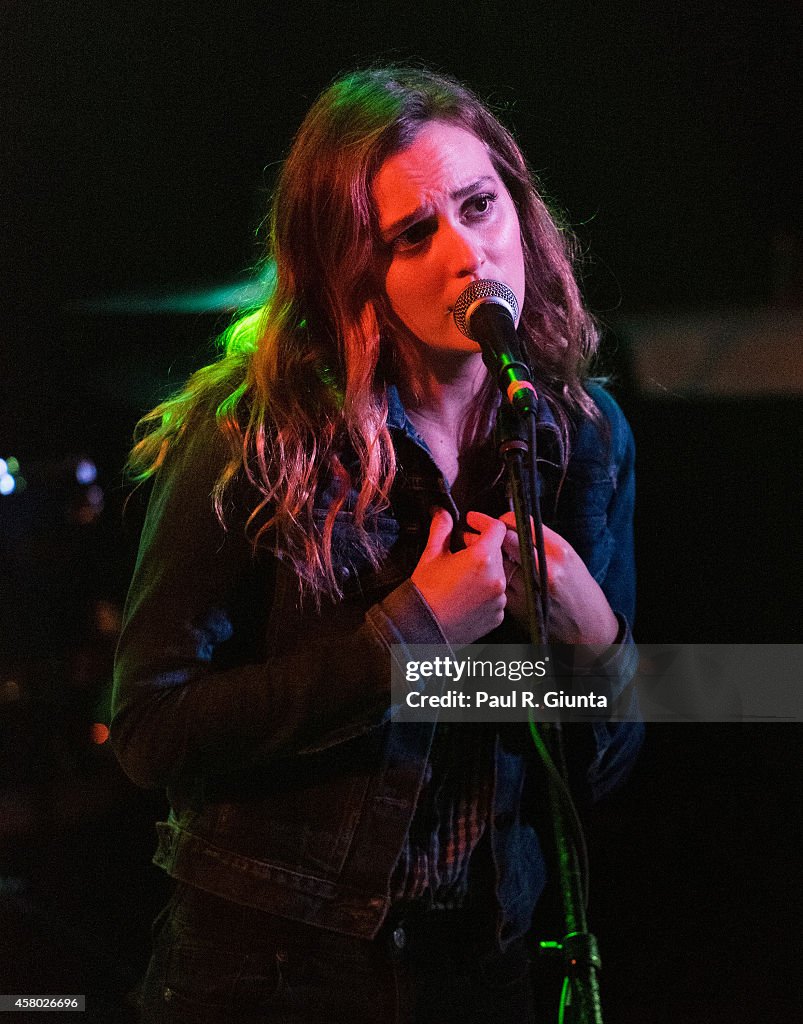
[468,192,498,217]
[395,219,434,249]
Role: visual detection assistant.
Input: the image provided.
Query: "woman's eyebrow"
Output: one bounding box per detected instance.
[380,176,495,241]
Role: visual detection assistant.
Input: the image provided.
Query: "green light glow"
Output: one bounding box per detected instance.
[317,363,345,409]
[216,379,249,421]
[219,308,262,356]
[80,262,277,315]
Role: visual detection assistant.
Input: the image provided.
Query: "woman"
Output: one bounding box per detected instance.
[112,66,642,1023]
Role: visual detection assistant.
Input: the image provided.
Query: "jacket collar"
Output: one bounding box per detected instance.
[385,382,564,466]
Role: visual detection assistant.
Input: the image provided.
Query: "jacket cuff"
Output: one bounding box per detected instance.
[365,579,449,675]
[593,613,640,706]
[586,615,644,799]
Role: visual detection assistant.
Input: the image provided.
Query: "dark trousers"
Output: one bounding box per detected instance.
[140,883,540,1023]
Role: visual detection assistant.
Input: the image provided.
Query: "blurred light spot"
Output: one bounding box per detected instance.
[86,484,104,507]
[0,679,22,703]
[0,474,15,495]
[0,459,6,475]
[90,723,110,744]
[94,599,122,635]
[6,457,19,474]
[75,459,97,484]
[0,877,28,896]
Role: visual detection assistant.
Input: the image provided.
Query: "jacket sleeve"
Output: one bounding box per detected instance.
[111,423,446,790]
[565,385,644,800]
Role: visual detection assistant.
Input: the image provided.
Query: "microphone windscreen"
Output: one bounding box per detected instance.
[452,280,519,339]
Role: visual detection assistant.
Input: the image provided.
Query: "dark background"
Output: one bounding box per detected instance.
[1,2,800,1021]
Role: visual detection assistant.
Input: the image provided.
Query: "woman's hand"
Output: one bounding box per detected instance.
[411,508,507,646]
[498,511,619,645]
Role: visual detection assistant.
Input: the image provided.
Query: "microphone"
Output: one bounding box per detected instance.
[453,280,537,415]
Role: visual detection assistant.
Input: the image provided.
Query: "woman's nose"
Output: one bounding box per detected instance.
[442,222,485,277]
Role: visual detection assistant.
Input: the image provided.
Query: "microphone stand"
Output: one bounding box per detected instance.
[496,404,604,1024]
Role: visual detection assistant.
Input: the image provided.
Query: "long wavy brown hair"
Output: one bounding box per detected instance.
[128,66,600,598]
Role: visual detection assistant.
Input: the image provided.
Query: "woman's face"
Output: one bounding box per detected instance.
[372,120,525,358]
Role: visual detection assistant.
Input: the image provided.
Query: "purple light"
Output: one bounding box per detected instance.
[75,459,97,484]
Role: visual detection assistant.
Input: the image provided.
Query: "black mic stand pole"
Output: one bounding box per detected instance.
[497,404,604,1024]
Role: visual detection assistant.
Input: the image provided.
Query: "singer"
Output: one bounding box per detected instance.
[112,66,642,1023]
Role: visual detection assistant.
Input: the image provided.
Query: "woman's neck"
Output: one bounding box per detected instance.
[399,349,488,438]
[399,349,498,497]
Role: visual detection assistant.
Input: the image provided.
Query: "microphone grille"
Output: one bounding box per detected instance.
[452,279,519,339]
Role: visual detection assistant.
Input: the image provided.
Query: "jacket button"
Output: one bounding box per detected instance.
[163,989,173,1002]
[392,926,407,949]
[494,811,515,830]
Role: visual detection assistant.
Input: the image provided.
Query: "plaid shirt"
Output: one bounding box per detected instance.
[390,723,495,907]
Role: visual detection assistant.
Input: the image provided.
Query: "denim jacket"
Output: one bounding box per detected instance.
[111,383,642,948]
